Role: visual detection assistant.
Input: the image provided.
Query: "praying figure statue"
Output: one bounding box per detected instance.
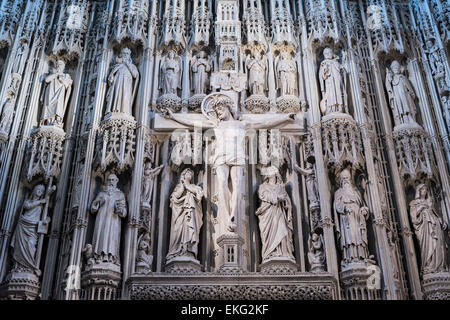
[0,90,16,136]
[333,168,370,266]
[105,47,139,116]
[295,162,320,208]
[191,51,211,95]
[246,51,267,96]
[385,60,418,127]
[10,184,47,275]
[141,162,163,208]
[41,59,73,126]
[90,174,127,264]
[276,52,297,96]
[166,168,204,261]
[160,50,182,96]
[255,168,295,263]
[319,47,347,115]
[136,233,153,273]
[307,233,326,272]
[409,183,448,274]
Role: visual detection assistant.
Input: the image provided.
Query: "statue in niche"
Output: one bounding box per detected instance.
[307,233,325,272]
[0,90,16,136]
[141,162,163,208]
[105,47,139,116]
[166,168,204,261]
[333,168,370,265]
[160,50,182,96]
[319,47,347,115]
[425,37,448,92]
[90,174,127,264]
[12,41,29,74]
[10,184,49,275]
[191,51,211,95]
[41,59,73,127]
[409,183,448,274]
[385,60,418,127]
[276,51,297,96]
[136,233,153,273]
[256,167,295,263]
[294,162,319,208]
[170,130,192,168]
[165,93,295,235]
[245,51,267,96]
[81,244,95,271]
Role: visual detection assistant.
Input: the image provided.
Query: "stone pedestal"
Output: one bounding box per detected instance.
[422,272,450,300]
[276,95,300,113]
[339,261,381,300]
[165,256,202,274]
[0,269,40,300]
[188,94,206,112]
[216,232,245,274]
[259,257,298,274]
[80,262,121,300]
[156,93,182,112]
[244,94,270,113]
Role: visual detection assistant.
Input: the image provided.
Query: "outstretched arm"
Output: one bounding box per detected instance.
[164,109,215,128]
[245,113,296,130]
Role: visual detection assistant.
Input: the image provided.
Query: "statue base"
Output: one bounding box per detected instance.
[156,94,182,112]
[216,232,245,274]
[422,272,450,300]
[259,257,298,274]
[339,261,381,300]
[165,256,202,274]
[188,94,206,112]
[276,95,300,113]
[244,95,270,113]
[80,262,121,300]
[0,269,40,300]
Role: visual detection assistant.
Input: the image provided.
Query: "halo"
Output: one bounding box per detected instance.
[200,92,236,121]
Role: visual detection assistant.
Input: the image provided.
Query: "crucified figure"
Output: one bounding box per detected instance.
[165,93,296,235]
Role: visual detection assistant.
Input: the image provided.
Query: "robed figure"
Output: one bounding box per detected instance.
[385,60,418,127]
[91,174,127,264]
[160,50,182,95]
[10,185,46,275]
[409,184,448,274]
[333,169,370,265]
[166,168,204,261]
[191,51,211,95]
[256,169,295,262]
[41,60,73,126]
[246,51,267,96]
[105,47,139,116]
[276,52,297,96]
[319,47,347,115]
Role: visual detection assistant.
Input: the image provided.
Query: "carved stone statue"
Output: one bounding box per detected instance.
[12,41,29,74]
[165,93,295,235]
[0,90,16,136]
[256,168,295,263]
[160,50,182,95]
[426,38,444,76]
[246,51,267,96]
[295,162,319,208]
[141,162,163,208]
[191,51,211,95]
[276,52,297,96]
[333,168,370,265]
[319,47,347,115]
[90,174,127,264]
[10,184,46,275]
[166,168,204,261]
[307,233,325,272]
[136,233,153,273]
[41,59,73,126]
[105,47,139,116]
[385,60,418,127]
[409,183,448,274]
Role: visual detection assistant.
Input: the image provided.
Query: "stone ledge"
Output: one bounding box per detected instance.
[127,273,337,300]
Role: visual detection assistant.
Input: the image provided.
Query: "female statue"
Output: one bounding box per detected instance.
[409,184,448,274]
[191,51,211,95]
[245,51,267,96]
[276,52,297,96]
[160,50,182,96]
[166,168,204,261]
[10,184,47,275]
[256,169,295,262]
